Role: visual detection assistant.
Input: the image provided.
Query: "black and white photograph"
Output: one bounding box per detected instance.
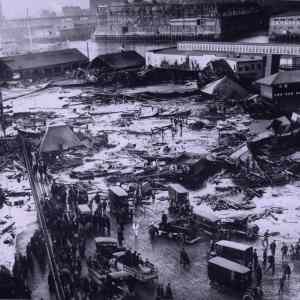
[1,0,300,299]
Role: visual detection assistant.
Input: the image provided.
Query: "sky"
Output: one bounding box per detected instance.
[1,0,89,18]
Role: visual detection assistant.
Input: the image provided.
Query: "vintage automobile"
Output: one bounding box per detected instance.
[88,268,132,298]
[109,186,133,223]
[95,237,125,258]
[214,240,253,268]
[192,208,259,241]
[113,251,159,283]
[221,214,259,240]
[149,217,202,245]
[193,209,220,236]
[208,256,252,291]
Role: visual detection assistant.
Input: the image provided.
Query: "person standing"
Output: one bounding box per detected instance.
[180,247,190,268]
[165,283,173,300]
[253,248,258,271]
[179,119,183,137]
[263,247,267,270]
[117,226,124,247]
[263,230,270,248]
[256,263,262,286]
[278,275,286,294]
[284,263,291,280]
[281,242,288,261]
[270,240,276,257]
[266,254,275,275]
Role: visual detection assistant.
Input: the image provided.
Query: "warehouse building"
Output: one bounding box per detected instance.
[0,48,89,80]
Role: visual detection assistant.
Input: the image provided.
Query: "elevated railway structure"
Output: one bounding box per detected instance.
[177,41,300,76]
[147,41,300,77]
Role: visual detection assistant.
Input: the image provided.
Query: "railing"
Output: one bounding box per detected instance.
[20,137,65,300]
[177,41,300,56]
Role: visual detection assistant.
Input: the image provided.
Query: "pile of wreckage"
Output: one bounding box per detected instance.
[223,113,300,189]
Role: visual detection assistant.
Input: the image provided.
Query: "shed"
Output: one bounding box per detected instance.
[39,123,81,153]
[0,48,89,80]
[90,51,145,72]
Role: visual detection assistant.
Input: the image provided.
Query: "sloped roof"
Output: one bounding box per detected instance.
[201,77,226,95]
[91,50,145,71]
[109,186,128,197]
[201,76,248,99]
[256,71,300,86]
[274,11,300,18]
[168,183,188,194]
[39,123,81,153]
[216,240,252,251]
[0,49,88,71]
[208,256,251,274]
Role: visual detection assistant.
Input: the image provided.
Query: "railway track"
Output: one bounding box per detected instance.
[21,138,65,300]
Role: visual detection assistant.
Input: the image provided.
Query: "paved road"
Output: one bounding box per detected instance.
[106,198,300,300]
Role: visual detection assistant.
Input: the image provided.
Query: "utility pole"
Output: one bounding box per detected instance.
[26,8,33,52]
[0,90,5,137]
[86,41,90,60]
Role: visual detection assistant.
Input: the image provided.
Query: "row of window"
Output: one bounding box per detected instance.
[271,25,300,30]
[274,91,300,97]
[178,43,300,55]
[238,63,262,72]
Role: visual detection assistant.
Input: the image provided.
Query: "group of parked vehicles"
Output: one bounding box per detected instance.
[149,183,259,245]
[208,240,262,299]
[83,183,261,298]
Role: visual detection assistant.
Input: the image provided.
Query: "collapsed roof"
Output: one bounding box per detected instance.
[39,123,81,153]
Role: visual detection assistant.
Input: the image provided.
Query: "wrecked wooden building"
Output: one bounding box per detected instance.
[0,49,89,80]
[90,50,145,73]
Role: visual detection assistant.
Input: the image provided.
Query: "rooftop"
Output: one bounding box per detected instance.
[193,206,220,222]
[91,50,145,71]
[216,240,252,251]
[109,186,128,197]
[208,256,251,274]
[256,70,300,86]
[273,11,300,18]
[0,49,88,71]
[148,47,263,61]
[168,183,189,194]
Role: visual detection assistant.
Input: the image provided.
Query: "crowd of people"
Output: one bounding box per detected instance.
[42,180,135,300]
[42,184,89,299]
[250,230,295,296]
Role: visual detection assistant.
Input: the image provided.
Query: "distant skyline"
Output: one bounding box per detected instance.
[1,0,89,18]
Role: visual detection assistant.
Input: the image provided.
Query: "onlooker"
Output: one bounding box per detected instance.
[270,240,276,257]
